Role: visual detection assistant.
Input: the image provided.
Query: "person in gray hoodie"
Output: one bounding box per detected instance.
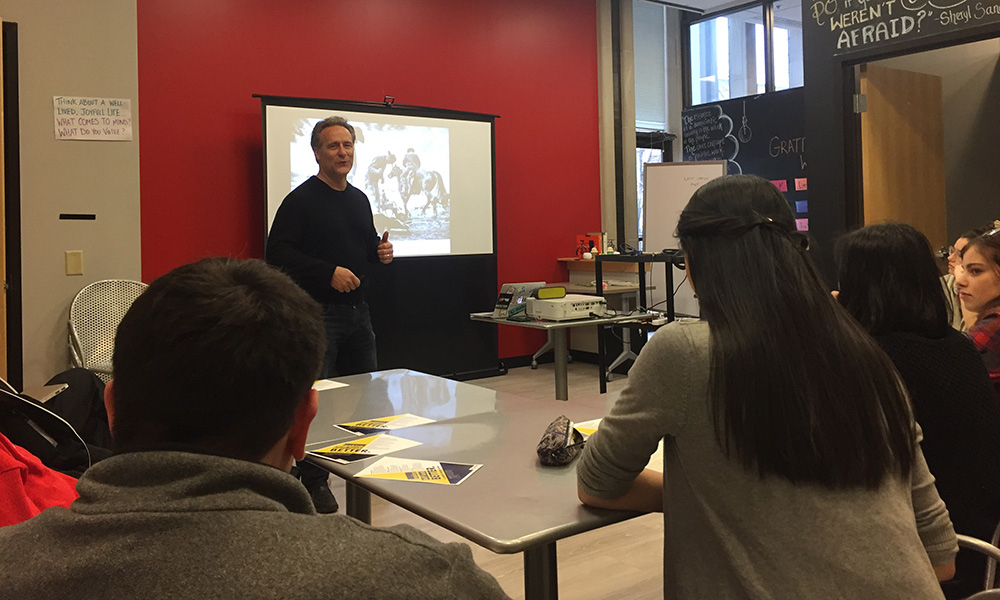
[0,257,507,600]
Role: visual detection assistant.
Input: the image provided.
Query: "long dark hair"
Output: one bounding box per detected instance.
[676,175,914,489]
[836,223,950,339]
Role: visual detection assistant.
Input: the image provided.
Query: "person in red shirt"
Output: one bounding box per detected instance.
[0,432,77,527]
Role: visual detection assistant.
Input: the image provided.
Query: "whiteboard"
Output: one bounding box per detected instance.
[642,161,726,317]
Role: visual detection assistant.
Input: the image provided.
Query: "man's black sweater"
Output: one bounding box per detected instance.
[266,176,379,305]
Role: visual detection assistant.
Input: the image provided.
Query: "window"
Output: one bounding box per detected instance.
[773,0,804,91]
[690,6,766,105]
[634,0,668,131]
[633,1,675,249]
[688,0,803,105]
[636,132,674,249]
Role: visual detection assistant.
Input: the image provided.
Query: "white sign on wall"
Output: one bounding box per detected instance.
[53,96,132,141]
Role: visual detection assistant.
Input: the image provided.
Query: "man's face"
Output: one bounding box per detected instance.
[314,125,354,181]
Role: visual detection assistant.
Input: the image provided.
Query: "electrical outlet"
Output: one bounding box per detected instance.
[65,250,83,276]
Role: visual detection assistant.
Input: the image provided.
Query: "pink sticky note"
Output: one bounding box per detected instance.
[795,178,808,191]
[770,179,788,192]
[795,218,809,231]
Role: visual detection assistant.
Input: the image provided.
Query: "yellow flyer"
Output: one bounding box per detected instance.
[337,413,435,434]
[354,457,481,485]
[307,434,421,464]
[573,418,602,440]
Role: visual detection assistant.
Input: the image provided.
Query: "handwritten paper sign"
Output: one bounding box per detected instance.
[53,96,132,141]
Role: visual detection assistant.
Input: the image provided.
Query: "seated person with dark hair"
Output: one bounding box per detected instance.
[0,258,507,599]
[837,223,1000,599]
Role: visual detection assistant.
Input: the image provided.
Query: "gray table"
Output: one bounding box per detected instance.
[470,311,652,400]
[307,368,499,447]
[534,284,649,378]
[304,369,643,600]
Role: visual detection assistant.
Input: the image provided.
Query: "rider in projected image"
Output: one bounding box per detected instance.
[266,116,394,514]
[402,147,421,176]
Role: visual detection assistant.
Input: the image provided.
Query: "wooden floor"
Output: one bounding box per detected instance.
[324,361,664,600]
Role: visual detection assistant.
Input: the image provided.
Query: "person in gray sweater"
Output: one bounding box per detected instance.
[0,257,507,600]
[577,175,957,599]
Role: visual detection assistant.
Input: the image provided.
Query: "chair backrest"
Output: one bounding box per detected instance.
[68,279,148,382]
[959,534,1000,591]
[989,521,1000,590]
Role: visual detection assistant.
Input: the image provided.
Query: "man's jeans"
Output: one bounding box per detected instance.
[299,301,378,490]
[320,301,377,380]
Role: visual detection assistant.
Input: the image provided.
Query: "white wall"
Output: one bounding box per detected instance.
[0,0,140,386]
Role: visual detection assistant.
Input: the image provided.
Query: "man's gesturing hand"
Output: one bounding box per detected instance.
[378,231,394,264]
[331,266,361,292]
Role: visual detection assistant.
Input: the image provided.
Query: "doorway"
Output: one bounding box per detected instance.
[853,38,1000,251]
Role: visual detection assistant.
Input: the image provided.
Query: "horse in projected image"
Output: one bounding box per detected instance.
[388,165,450,218]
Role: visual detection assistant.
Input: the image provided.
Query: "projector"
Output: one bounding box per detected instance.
[526,295,607,321]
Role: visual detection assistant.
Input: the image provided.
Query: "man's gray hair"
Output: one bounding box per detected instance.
[311,116,356,149]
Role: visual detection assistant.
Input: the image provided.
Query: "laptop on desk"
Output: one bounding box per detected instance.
[493,282,546,319]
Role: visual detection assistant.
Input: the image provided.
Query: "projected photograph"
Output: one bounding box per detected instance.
[265,103,493,258]
[290,119,451,255]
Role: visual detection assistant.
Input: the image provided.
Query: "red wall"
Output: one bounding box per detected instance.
[137,0,602,358]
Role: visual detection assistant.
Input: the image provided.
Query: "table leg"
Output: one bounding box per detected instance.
[346,481,372,524]
[532,331,555,369]
[523,543,558,600]
[554,329,569,401]
[604,293,641,381]
[598,322,607,394]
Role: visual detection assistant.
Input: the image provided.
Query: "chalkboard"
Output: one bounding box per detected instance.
[804,0,1000,55]
[680,105,741,174]
[681,88,809,234]
[643,161,727,317]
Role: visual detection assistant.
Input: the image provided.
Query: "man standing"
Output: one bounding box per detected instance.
[0,258,508,600]
[267,116,393,512]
